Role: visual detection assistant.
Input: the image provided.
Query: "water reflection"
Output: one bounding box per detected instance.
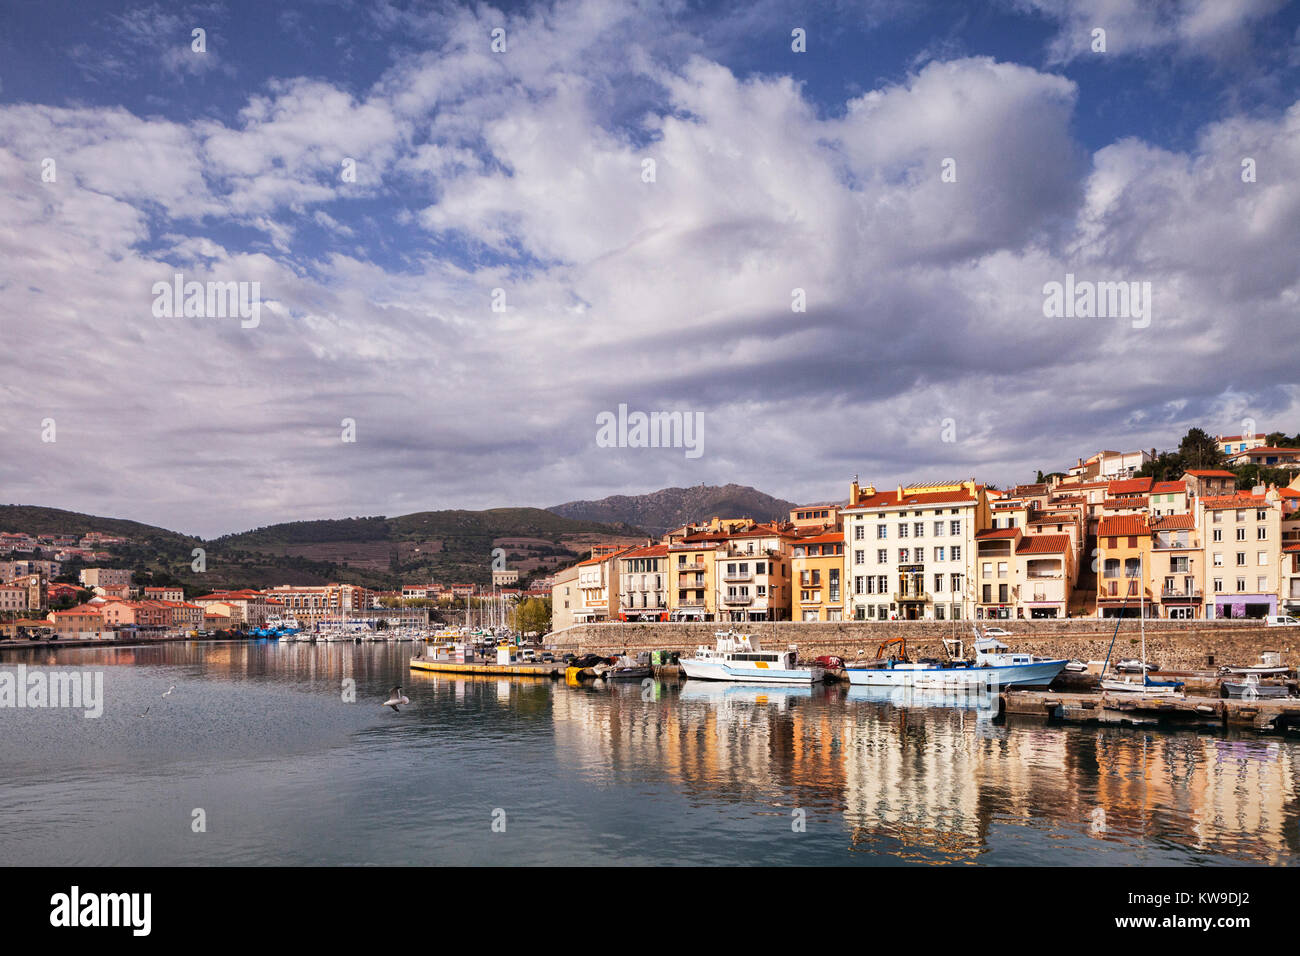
[2,640,1297,865]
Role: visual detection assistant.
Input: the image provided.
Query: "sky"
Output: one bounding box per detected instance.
[1,0,1298,538]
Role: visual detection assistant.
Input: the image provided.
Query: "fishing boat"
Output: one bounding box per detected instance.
[844,632,1066,689]
[1218,652,1289,678]
[680,631,824,684]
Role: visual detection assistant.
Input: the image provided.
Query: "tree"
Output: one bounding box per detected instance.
[1177,427,1223,471]
[515,597,552,636]
[1136,451,1185,483]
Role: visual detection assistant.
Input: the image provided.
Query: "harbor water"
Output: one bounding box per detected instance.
[2,640,1298,866]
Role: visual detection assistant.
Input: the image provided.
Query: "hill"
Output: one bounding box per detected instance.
[548,484,800,536]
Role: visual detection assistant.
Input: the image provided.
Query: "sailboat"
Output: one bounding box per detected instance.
[1099,554,1183,695]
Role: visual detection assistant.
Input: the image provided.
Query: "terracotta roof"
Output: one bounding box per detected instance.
[1183,469,1236,478]
[1228,446,1300,456]
[1150,481,1186,494]
[1107,478,1153,495]
[847,486,980,511]
[975,528,1019,540]
[1017,534,1070,554]
[1102,497,1148,509]
[619,544,669,559]
[1097,515,1150,537]
[1150,514,1196,530]
[1200,495,1267,510]
[794,532,845,545]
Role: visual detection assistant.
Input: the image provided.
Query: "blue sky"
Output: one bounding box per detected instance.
[0,0,1298,535]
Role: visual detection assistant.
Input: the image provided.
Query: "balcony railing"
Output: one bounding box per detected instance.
[722,594,753,605]
[723,572,753,583]
[894,592,932,603]
[675,562,706,573]
[1160,588,1203,599]
[677,599,707,608]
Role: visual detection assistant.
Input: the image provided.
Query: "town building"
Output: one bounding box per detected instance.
[616,544,670,621]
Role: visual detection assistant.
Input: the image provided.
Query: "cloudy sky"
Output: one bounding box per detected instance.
[1,0,1298,537]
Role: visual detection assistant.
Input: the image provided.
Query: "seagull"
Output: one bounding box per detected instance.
[162,686,175,698]
[383,686,409,712]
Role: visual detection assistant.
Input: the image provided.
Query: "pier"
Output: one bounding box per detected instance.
[1003,689,1300,734]
[409,657,566,678]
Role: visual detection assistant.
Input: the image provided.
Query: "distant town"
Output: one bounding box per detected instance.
[3,428,1300,642]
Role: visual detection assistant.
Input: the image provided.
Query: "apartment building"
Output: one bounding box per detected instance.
[192,589,270,627]
[1200,491,1282,619]
[1096,515,1152,618]
[617,544,669,621]
[574,547,630,623]
[1216,433,1269,456]
[668,535,720,620]
[262,584,374,625]
[549,563,581,631]
[79,567,133,589]
[0,583,27,613]
[843,479,987,621]
[1148,514,1203,618]
[1015,534,1076,618]
[143,586,184,602]
[791,533,846,621]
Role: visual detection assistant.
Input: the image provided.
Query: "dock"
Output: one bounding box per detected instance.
[1003,690,1300,734]
[409,656,566,678]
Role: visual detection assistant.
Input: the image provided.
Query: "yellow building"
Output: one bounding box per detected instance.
[791,532,846,621]
[1095,514,1153,618]
[668,537,720,620]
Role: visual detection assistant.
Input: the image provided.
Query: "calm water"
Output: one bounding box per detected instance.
[2,640,1298,866]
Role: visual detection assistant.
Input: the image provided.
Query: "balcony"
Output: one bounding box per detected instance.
[894,592,932,603]
[1160,588,1203,600]
[676,562,706,573]
[677,599,707,608]
[722,594,753,605]
[723,572,753,583]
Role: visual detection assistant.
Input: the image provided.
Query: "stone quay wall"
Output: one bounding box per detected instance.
[545,619,1299,671]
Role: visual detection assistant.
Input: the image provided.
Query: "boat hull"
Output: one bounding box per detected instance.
[680,657,824,684]
[845,659,1066,689]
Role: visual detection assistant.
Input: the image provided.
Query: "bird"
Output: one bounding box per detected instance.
[382,686,409,712]
[162,686,175,698]
[137,706,150,718]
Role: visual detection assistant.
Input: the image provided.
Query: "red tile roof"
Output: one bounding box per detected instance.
[794,532,845,545]
[1017,534,1070,554]
[848,486,980,510]
[1097,515,1150,537]
[1150,514,1196,530]
[1200,495,1267,510]
[1183,469,1236,478]
[620,544,669,559]
[975,528,1019,540]
[1150,481,1186,494]
[1102,496,1148,509]
[1107,477,1153,495]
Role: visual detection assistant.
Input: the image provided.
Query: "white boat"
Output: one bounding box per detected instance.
[679,631,824,684]
[1097,555,1183,696]
[844,633,1066,689]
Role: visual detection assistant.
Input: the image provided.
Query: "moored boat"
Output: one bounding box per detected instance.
[844,633,1066,689]
[680,631,824,684]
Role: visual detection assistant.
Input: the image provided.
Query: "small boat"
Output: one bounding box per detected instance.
[1219,664,1290,678]
[1101,674,1184,695]
[606,652,653,680]
[680,631,824,684]
[1222,676,1291,699]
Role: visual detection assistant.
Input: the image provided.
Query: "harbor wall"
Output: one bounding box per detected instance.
[545,620,1299,671]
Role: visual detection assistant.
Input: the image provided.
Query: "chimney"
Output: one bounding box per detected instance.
[849,476,860,506]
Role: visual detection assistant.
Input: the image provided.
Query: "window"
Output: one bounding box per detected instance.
[877,525,887,539]
[1213,578,1223,593]
[1237,578,1246,592]
[950,520,961,535]
[1258,527,1268,540]
[1213,512,1222,523]
[1258,552,1268,566]
[934,574,944,592]
[982,561,992,578]
[854,525,865,540]
[1257,510,1268,521]
[1213,552,1223,567]
[914,522,924,537]
[950,573,962,592]
[899,524,909,538]
[936,546,945,561]
[997,562,1008,578]
[1236,510,1246,522]
[1237,528,1247,541]
[914,547,925,562]
[855,576,864,595]
[934,521,945,536]
[1213,529,1222,542]
[951,546,961,561]
[877,549,887,564]
[829,570,840,601]
[1237,552,1246,566]
[1258,576,1268,591]
[854,549,865,566]
[899,548,909,563]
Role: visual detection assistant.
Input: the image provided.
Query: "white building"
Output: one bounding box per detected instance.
[842,479,989,621]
